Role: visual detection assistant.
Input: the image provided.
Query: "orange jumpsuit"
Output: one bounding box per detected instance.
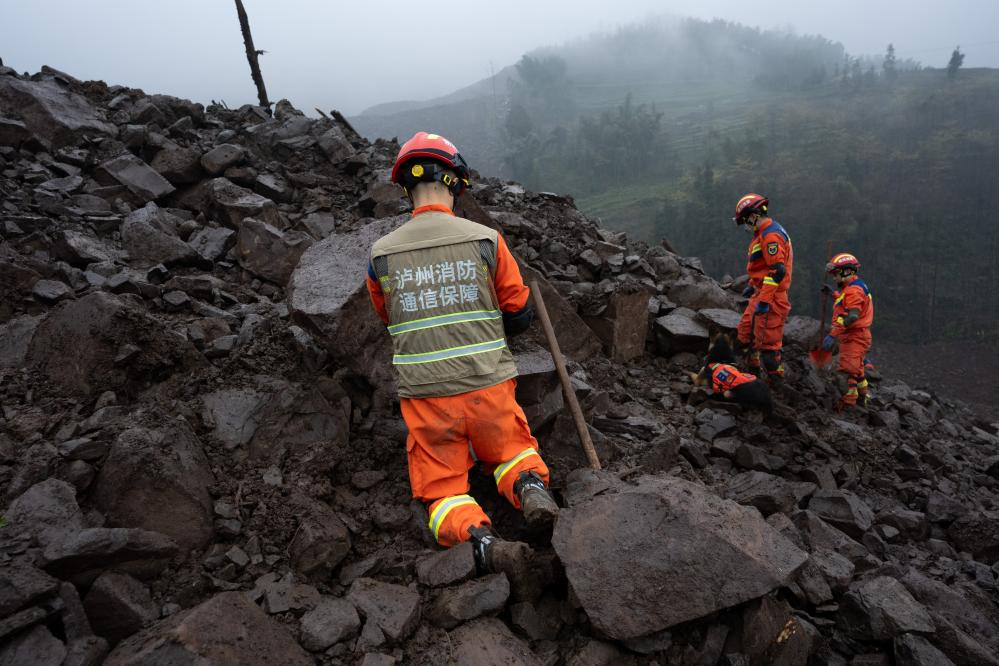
[830,276,874,406]
[366,204,550,547]
[737,217,793,378]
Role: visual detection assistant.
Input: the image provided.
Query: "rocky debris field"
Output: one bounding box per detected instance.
[2,62,999,666]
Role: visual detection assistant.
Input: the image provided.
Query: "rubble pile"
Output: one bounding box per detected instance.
[2,63,999,666]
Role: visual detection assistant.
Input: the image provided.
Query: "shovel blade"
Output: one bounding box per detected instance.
[809,349,833,369]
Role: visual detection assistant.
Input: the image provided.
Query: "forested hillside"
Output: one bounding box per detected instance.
[352,18,999,343]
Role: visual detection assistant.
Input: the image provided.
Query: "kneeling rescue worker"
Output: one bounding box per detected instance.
[733,194,794,384]
[821,253,874,410]
[365,131,559,578]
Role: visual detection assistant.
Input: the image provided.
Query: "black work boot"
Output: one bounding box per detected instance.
[468,525,541,601]
[514,470,559,529]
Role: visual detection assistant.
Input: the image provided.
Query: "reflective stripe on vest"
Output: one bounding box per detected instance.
[387,309,502,336]
[392,337,507,365]
[428,494,478,541]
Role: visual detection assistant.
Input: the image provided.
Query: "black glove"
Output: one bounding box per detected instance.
[503,306,534,338]
[742,285,755,298]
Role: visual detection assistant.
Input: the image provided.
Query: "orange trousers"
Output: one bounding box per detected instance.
[401,378,549,547]
[838,330,872,406]
[737,291,791,351]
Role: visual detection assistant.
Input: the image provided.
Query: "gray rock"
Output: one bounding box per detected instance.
[6,477,85,547]
[91,419,214,552]
[948,513,999,564]
[0,314,42,369]
[782,316,821,348]
[697,307,742,331]
[553,472,807,639]
[204,177,281,229]
[894,634,955,666]
[667,275,737,310]
[347,578,421,643]
[52,230,117,267]
[808,489,875,539]
[32,278,73,303]
[121,203,202,268]
[200,143,246,175]
[0,77,115,147]
[103,592,312,666]
[793,510,869,562]
[925,491,967,524]
[236,217,313,285]
[0,624,66,666]
[0,115,34,147]
[734,443,786,472]
[300,212,336,239]
[723,471,797,516]
[287,214,406,384]
[41,527,178,585]
[317,126,354,163]
[449,617,542,666]
[149,144,203,185]
[839,576,935,640]
[513,349,563,431]
[187,226,236,262]
[0,562,60,616]
[428,574,510,629]
[654,308,709,355]
[254,173,292,202]
[696,408,737,441]
[288,495,352,578]
[416,542,477,587]
[298,596,361,652]
[583,285,653,363]
[97,153,175,202]
[84,572,158,645]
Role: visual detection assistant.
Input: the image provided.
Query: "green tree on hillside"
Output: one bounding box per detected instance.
[947,46,965,78]
[883,43,898,81]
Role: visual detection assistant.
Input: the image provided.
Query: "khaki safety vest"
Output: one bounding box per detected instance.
[370,211,518,398]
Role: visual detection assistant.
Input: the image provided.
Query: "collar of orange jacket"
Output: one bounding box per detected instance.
[412,204,454,217]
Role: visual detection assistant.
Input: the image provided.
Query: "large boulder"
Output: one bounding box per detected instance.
[204,177,281,229]
[51,229,118,267]
[150,144,204,185]
[838,576,934,640]
[91,418,214,552]
[25,292,198,397]
[654,307,709,355]
[83,571,158,645]
[96,153,175,202]
[582,283,653,363]
[104,592,312,666]
[667,274,737,311]
[287,216,406,388]
[520,264,603,362]
[41,527,178,585]
[552,472,807,640]
[0,76,115,147]
[236,217,313,285]
[121,203,202,268]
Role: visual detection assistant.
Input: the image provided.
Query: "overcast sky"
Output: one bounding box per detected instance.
[3,0,998,115]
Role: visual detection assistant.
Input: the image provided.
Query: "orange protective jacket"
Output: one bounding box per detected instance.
[746,218,793,303]
[365,204,529,324]
[830,276,874,337]
[709,363,758,394]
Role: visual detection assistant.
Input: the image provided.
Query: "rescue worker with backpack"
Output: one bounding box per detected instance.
[821,253,875,410]
[733,194,794,384]
[365,132,559,583]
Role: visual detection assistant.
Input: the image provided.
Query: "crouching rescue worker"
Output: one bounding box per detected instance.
[821,253,874,410]
[365,131,559,580]
[733,194,794,384]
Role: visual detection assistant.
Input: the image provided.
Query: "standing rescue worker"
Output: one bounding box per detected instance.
[733,194,794,383]
[821,253,874,410]
[365,132,559,579]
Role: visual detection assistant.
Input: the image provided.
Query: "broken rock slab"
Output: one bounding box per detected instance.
[808,489,875,540]
[0,314,43,369]
[838,575,935,640]
[654,308,709,355]
[427,573,510,629]
[513,348,563,431]
[204,177,281,229]
[91,418,214,553]
[288,215,406,386]
[0,76,115,147]
[236,217,313,285]
[553,471,807,640]
[347,578,421,644]
[5,477,85,547]
[298,596,361,652]
[0,624,67,666]
[200,143,246,175]
[96,153,175,203]
[41,527,178,585]
[121,203,202,268]
[103,591,312,666]
[449,617,542,666]
[583,283,653,363]
[83,571,158,645]
[697,307,742,332]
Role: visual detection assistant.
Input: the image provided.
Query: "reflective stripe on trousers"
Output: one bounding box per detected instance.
[427,494,478,541]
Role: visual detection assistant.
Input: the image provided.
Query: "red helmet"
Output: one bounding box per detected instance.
[391,132,470,197]
[733,193,769,224]
[826,253,860,273]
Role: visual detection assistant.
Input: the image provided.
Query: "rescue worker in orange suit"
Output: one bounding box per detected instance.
[365,132,558,579]
[820,253,874,410]
[733,194,793,384]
